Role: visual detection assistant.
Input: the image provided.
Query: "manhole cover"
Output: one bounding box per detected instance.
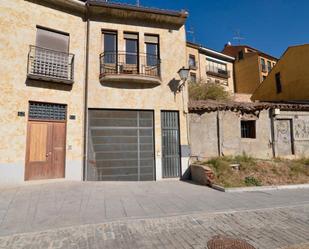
[207,235,256,249]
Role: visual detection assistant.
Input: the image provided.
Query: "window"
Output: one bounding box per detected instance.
[267,61,272,72]
[206,58,227,75]
[102,30,117,63]
[36,26,69,52]
[260,58,266,72]
[124,33,138,65]
[241,120,256,139]
[238,50,244,60]
[189,54,196,68]
[190,72,196,83]
[275,72,282,93]
[145,35,159,66]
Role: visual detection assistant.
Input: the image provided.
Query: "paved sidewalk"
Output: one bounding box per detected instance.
[0,181,309,237]
[0,204,308,249]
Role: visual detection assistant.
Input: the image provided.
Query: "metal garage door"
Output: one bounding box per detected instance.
[87,110,155,181]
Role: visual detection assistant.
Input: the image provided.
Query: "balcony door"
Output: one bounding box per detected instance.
[33,27,70,80]
[124,33,138,74]
[145,35,159,77]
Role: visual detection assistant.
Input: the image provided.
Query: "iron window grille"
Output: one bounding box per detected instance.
[29,102,67,121]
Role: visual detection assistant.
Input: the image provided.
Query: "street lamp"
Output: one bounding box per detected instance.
[177,67,190,90]
[178,67,190,81]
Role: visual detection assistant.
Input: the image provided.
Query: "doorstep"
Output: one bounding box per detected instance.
[211,183,309,192]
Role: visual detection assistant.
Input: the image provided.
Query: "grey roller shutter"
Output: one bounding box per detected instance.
[36,27,69,52]
[87,110,154,181]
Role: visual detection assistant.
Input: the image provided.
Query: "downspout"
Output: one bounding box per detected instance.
[82,2,90,181]
[217,110,221,156]
[270,108,276,158]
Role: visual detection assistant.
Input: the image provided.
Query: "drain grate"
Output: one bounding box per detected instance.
[207,235,256,249]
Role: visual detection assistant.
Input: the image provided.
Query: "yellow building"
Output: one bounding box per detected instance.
[186,42,235,93]
[252,44,309,102]
[222,44,278,95]
[0,0,189,183]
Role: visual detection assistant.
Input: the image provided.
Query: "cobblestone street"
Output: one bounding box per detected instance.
[0,204,309,249]
[0,181,309,248]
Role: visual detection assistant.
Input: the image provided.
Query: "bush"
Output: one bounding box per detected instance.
[189,81,231,101]
[244,176,261,186]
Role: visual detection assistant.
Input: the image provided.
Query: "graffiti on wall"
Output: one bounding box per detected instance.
[294,119,309,140]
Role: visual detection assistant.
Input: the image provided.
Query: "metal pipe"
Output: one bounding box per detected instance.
[82,2,90,181]
[217,110,221,156]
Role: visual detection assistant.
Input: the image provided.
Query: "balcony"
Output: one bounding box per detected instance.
[206,66,230,79]
[27,45,74,84]
[99,52,161,85]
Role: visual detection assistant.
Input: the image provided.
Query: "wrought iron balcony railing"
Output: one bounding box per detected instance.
[27,45,74,84]
[206,66,230,79]
[99,52,161,80]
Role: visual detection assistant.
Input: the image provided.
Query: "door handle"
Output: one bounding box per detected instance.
[46,152,52,157]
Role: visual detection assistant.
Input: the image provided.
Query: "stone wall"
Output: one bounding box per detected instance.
[190,108,309,160]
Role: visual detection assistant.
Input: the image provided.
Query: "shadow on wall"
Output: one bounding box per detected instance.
[168,78,181,95]
[25,79,73,91]
[100,81,160,89]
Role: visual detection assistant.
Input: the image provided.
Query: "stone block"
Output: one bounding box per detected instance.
[190,164,214,186]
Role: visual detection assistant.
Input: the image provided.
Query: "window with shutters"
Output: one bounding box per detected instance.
[27,26,74,83]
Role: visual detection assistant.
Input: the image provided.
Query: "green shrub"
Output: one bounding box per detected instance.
[244,176,261,186]
[189,82,231,101]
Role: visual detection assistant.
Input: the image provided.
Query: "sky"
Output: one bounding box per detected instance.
[112,0,309,58]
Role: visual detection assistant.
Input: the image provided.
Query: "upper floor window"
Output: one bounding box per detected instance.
[190,72,197,83]
[36,26,69,52]
[260,58,266,72]
[238,50,244,60]
[267,61,272,72]
[102,30,117,63]
[189,54,196,68]
[145,35,159,66]
[207,58,227,74]
[275,72,282,93]
[124,32,138,65]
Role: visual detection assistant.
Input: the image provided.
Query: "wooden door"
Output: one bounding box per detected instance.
[25,121,66,180]
[276,119,294,156]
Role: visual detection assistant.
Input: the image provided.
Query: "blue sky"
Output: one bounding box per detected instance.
[114,0,309,58]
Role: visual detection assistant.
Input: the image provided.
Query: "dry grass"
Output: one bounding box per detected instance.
[199,154,309,188]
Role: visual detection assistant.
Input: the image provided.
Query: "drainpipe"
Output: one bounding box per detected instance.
[217,110,222,156]
[270,108,276,158]
[82,2,90,181]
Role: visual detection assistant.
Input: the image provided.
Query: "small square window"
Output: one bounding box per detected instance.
[241,120,256,138]
[189,54,196,67]
[190,72,196,83]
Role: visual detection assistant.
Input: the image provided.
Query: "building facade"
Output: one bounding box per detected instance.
[189,100,309,160]
[222,44,278,95]
[252,44,309,102]
[0,0,189,183]
[186,42,235,93]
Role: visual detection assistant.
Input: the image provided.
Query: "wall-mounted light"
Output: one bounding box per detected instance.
[177,67,190,91]
[178,67,190,82]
